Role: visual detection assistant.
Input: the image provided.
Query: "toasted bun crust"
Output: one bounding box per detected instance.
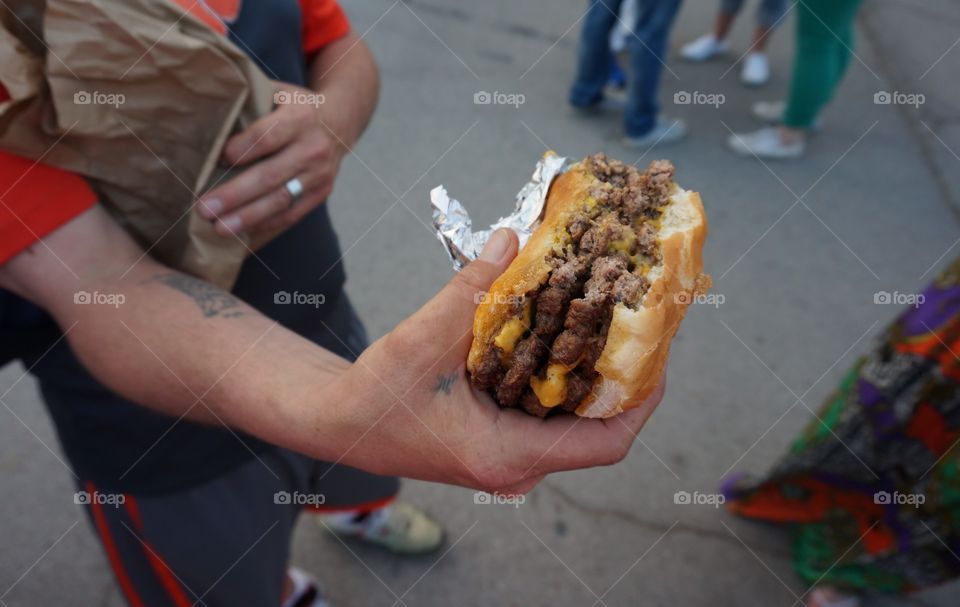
[467,161,709,418]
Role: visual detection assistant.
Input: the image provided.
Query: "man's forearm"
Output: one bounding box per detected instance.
[308,32,379,148]
[1,208,355,461]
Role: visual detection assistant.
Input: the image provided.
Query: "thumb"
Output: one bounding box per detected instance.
[405,229,518,352]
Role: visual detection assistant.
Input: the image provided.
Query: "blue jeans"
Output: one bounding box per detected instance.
[721,0,788,28]
[570,0,683,137]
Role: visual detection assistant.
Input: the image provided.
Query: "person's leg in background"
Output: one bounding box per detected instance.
[680,0,741,61]
[729,0,863,158]
[622,0,686,146]
[739,0,790,85]
[570,0,624,110]
[782,0,862,130]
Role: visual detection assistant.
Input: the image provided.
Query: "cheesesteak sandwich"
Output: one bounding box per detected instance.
[467,154,708,418]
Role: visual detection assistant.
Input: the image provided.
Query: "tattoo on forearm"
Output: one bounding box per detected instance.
[435,373,458,395]
[149,274,247,318]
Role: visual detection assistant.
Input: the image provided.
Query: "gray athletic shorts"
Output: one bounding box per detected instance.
[78,448,398,607]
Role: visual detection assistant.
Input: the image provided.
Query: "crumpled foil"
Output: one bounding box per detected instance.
[431,153,570,270]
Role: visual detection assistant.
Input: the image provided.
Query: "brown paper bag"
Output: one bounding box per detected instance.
[0,0,277,288]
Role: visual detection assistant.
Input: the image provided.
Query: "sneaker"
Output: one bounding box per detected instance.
[751,100,787,123]
[727,127,805,159]
[680,34,729,61]
[623,117,687,148]
[283,568,330,607]
[751,100,824,130]
[741,52,770,86]
[317,502,445,555]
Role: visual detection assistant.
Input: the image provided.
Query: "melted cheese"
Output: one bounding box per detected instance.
[530,363,572,408]
[494,302,531,357]
[608,225,637,256]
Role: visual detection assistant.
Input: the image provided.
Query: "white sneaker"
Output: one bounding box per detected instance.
[741,52,770,86]
[727,127,805,159]
[751,100,824,130]
[751,100,787,122]
[623,117,687,148]
[680,34,729,61]
[317,502,445,555]
[283,568,330,607]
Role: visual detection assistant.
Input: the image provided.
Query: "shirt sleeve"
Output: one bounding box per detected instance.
[0,83,96,265]
[0,150,97,265]
[299,0,351,55]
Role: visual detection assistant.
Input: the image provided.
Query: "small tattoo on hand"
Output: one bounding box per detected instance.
[435,373,458,395]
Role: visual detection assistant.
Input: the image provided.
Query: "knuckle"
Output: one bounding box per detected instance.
[260,165,287,189]
[453,263,491,297]
[259,128,284,152]
[271,188,293,213]
[306,139,330,162]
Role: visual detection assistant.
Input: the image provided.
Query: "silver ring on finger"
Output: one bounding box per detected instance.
[284,177,305,206]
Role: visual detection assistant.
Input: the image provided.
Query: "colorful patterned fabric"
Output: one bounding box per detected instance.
[722,258,960,594]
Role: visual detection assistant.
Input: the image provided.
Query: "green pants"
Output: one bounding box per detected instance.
[783,0,864,129]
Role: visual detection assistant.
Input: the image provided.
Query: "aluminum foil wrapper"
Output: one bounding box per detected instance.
[430,154,570,270]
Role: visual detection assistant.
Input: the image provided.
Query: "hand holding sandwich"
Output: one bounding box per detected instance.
[329,228,667,493]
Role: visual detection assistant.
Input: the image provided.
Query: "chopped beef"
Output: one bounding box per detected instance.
[636,223,658,259]
[520,389,551,418]
[564,298,604,333]
[613,272,646,306]
[559,371,595,412]
[496,337,545,407]
[579,221,621,256]
[548,254,591,290]
[472,344,503,392]
[534,287,569,337]
[549,257,625,366]
[567,215,590,241]
[642,159,674,209]
[584,256,627,292]
[550,330,588,366]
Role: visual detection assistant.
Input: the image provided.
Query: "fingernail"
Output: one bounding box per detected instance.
[478,228,511,263]
[219,216,242,234]
[199,198,222,217]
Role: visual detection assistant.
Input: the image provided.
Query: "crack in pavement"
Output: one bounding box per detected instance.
[539,480,794,560]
